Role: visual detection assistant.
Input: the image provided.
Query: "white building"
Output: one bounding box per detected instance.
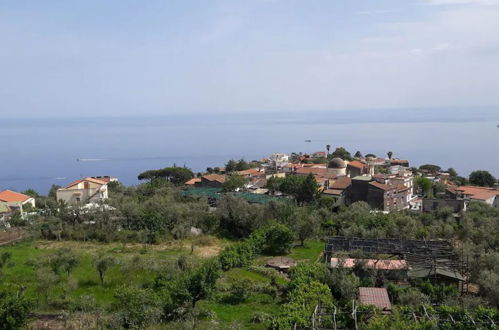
[56,177,109,205]
[269,153,289,169]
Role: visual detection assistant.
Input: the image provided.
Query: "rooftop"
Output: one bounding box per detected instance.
[358,287,391,311]
[0,190,32,203]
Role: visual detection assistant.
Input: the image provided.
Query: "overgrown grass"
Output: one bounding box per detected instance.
[197,267,282,329]
[288,239,324,262]
[0,237,225,311]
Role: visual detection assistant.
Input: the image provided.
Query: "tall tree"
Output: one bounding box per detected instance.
[469,170,496,187]
[326,145,331,155]
[354,151,363,158]
[222,174,247,192]
[387,151,393,159]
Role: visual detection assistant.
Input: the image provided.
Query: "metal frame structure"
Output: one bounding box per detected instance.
[312,304,498,330]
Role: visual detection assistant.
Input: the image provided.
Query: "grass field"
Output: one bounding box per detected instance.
[0,237,324,328]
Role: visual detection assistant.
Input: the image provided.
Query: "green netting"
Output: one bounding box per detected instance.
[181,188,287,204]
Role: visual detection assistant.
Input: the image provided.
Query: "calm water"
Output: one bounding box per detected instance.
[1,107,499,194]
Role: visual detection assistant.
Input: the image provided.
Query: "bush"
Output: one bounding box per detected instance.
[0,286,32,330]
[111,286,162,329]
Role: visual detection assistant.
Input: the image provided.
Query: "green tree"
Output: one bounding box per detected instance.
[278,174,320,205]
[137,169,160,182]
[257,222,294,255]
[0,287,32,330]
[48,184,61,200]
[298,174,321,205]
[21,189,39,198]
[158,167,194,185]
[469,170,496,187]
[354,151,363,158]
[235,159,250,171]
[331,147,352,160]
[187,259,221,307]
[326,144,331,154]
[47,248,80,277]
[365,153,376,158]
[414,177,433,197]
[112,286,162,329]
[225,160,237,172]
[387,151,393,159]
[447,168,458,178]
[222,174,247,192]
[291,210,319,246]
[93,255,115,285]
[419,164,441,173]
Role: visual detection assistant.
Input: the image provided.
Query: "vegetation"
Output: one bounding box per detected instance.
[1,161,498,329]
[469,170,496,187]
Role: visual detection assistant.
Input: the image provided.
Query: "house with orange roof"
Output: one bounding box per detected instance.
[323,176,352,204]
[237,168,264,179]
[195,174,226,188]
[185,177,202,185]
[347,160,369,177]
[56,177,109,204]
[0,190,35,217]
[451,186,498,207]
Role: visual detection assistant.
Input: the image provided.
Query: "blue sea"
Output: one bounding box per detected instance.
[1,107,499,194]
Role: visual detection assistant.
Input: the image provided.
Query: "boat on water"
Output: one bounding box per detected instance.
[77,158,108,162]
[304,139,312,142]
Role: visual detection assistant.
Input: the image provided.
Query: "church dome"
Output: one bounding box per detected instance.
[328,157,346,169]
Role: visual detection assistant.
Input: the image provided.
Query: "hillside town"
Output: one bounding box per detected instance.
[1,147,498,329]
[1,147,498,222]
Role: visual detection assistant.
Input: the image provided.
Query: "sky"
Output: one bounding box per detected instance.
[1,0,499,118]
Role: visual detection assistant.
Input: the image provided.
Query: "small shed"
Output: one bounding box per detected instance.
[266,257,297,272]
[358,287,391,313]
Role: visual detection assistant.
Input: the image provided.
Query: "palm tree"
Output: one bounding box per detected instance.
[387,151,393,159]
[326,144,331,155]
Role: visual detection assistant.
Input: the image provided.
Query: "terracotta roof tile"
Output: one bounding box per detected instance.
[323,189,344,196]
[185,178,202,185]
[0,190,32,203]
[455,186,498,200]
[369,181,394,191]
[64,177,107,189]
[348,160,366,169]
[202,174,226,183]
[358,287,391,311]
[330,176,352,190]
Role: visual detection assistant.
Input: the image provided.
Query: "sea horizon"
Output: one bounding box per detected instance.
[2,106,499,194]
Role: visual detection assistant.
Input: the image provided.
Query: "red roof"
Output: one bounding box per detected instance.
[237,168,263,176]
[369,181,393,191]
[330,176,352,190]
[323,189,344,196]
[358,287,391,311]
[65,177,107,189]
[202,174,226,183]
[0,190,32,203]
[455,186,498,201]
[295,167,328,176]
[348,160,366,169]
[185,178,201,185]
